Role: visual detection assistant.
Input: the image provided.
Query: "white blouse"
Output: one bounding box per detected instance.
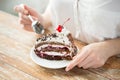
[48,0,120,43]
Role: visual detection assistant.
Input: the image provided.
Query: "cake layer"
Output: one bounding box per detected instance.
[36,44,70,53]
[34,44,77,60]
[34,49,73,60]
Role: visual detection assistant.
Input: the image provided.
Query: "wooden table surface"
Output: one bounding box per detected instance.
[0,11,120,80]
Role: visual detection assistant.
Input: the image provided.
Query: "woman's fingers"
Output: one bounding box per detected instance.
[65,49,89,71]
[18,13,31,25]
[14,4,41,32]
[19,13,31,21]
[82,61,95,69]
[78,53,95,69]
[77,54,92,68]
[14,4,28,15]
[24,4,37,16]
[21,24,33,32]
[19,18,31,25]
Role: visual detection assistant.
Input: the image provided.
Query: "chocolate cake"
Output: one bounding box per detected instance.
[34,29,77,60]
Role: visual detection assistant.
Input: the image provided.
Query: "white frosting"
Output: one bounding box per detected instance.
[36,30,71,45]
[40,51,66,56]
[37,44,68,51]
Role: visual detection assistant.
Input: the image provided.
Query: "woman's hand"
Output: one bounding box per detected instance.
[65,41,116,71]
[14,4,44,31]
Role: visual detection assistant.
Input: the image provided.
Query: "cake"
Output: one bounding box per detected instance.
[34,28,77,60]
[34,18,77,60]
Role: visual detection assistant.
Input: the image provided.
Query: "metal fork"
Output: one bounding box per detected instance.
[28,15,44,34]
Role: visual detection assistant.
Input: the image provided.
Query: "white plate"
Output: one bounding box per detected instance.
[30,47,71,69]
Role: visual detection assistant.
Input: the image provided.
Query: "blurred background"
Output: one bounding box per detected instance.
[0,0,49,15]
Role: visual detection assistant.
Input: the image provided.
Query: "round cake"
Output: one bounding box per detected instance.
[34,29,77,60]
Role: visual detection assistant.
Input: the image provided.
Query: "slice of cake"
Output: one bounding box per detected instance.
[34,29,77,60]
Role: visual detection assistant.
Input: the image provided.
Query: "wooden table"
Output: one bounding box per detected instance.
[0,11,120,80]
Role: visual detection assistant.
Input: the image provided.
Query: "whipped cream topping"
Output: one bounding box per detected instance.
[36,30,71,45]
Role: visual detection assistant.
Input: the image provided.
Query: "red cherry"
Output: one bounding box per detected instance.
[56,25,63,32]
[56,18,70,32]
